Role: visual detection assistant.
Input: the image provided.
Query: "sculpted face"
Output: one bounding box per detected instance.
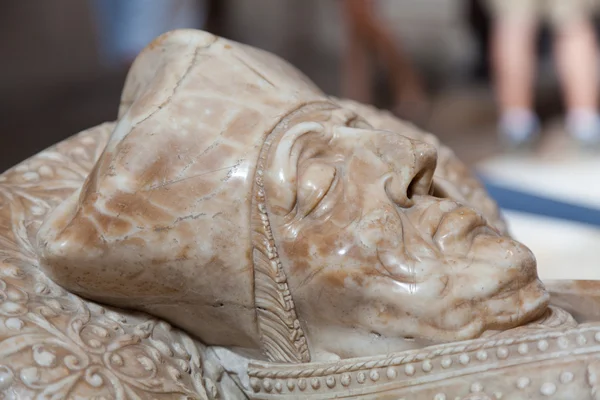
[263,106,549,359]
[37,30,549,363]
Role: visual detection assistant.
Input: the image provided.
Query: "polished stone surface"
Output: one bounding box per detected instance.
[2,29,600,399]
[37,30,547,362]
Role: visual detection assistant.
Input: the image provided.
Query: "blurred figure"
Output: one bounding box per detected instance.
[89,0,207,68]
[340,0,429,124]
[486,0,600,148]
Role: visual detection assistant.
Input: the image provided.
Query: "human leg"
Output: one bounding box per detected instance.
[486,0,541,146]
[550,1,600,144]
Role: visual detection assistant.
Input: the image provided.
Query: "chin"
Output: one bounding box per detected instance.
[485,278,550,331]
[454,233,550,332]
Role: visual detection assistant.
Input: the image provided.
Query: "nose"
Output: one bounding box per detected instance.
[383,137,437,207]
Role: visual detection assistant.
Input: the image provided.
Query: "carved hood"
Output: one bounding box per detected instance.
[36,30,325,354]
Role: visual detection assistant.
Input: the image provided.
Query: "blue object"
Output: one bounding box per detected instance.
[480,177,600,228]
[89,0,206,67]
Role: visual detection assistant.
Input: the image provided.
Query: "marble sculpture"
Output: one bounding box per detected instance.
[1,29,600,399]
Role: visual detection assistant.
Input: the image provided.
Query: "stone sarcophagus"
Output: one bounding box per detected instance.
[1,30,600,399]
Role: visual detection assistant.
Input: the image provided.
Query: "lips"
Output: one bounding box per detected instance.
[409,197,499,256]
[395,195,550,341]
[434,206,491,254]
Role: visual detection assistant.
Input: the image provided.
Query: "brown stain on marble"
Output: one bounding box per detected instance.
[105,191,172,223]
[176,244,193,261]
[282,235,311,273]
[146,33,168,51]
[64,210,107,251]
[137,152,173,189]
[92,211,132,237]
[321,266,376,289]
[323,270,347,288]
[119,236,146,248]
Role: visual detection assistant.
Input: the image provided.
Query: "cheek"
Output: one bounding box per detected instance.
[352,207,416,258]
[327,195,362,230]
[296,265,392,324]
[276,218,369,283]
[286,225,375,268]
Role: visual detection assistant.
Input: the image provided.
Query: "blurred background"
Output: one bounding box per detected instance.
[2,0,600,279]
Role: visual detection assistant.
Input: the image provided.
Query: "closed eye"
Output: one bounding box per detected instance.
[296,162,337,219]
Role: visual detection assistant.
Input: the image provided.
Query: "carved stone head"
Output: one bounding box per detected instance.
[36,30,549,363]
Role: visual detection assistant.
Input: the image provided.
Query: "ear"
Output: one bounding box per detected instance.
[265,122,329,215]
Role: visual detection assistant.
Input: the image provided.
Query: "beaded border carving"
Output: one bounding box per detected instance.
[247,324,600,398]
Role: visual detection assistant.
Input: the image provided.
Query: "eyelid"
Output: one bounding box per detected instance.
[296,163,337,219]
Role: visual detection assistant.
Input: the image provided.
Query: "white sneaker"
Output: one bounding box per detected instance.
[498,109,540,150]
[566,109,600,148]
